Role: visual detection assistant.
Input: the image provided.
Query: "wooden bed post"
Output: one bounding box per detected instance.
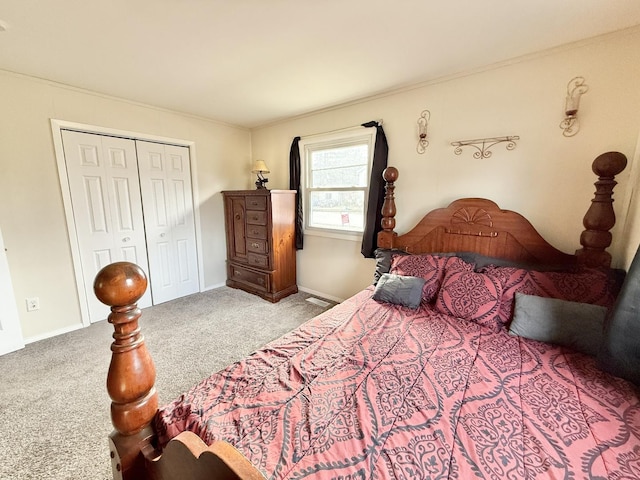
[95,262,158,480]
[377,166,399,249]
[576,151,627,268]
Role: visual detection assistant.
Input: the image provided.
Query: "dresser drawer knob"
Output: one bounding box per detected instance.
[251,242,259,249]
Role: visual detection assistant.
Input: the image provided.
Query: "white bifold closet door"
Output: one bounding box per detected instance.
[62,131,199,323]
[136,141,199,304]
[62,130,152,322]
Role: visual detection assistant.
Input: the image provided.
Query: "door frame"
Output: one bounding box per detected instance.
[51,119,205,327]
[0,226,24,355]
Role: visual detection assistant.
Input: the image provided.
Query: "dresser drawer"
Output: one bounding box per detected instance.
[246,239,268,254]
[247,253,269,268]
[246,225,267,240]
[229,264,270,292]
[246,210,267,225]
[245,196,267,211]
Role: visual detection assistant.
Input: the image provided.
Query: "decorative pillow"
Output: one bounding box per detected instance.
[390,254,473,302]
[444,255,475,273]
[435,270,503,330]
[481,265,617,326]
[372,248,411,285]
[509,293,607,356]
[372,274,426,309]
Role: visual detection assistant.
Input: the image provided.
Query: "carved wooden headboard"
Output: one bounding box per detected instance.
[377,152,627,268]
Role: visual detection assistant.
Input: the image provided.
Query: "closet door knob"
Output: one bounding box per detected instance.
[122,237,131,243]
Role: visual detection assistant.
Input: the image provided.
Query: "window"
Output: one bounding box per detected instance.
[300,129,375,238]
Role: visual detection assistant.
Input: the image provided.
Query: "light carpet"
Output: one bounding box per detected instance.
[0,287,334,480]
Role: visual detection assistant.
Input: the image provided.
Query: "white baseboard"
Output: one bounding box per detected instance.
[24,322,84,345]
[298,286,344,304]
[203,282,343,303]
[202,282,226,292]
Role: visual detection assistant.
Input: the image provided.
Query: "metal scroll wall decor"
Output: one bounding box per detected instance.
[560,76,589,137]
[416,110,430,154]
[450,136,520,159]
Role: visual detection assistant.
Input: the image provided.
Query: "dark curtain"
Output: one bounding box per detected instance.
[288,136,303,250]
[360,121,389,258]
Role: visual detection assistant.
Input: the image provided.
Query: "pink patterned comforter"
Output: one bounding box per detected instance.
[156,288,640,479]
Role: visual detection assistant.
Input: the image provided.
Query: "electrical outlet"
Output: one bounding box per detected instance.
[26,297,40,312]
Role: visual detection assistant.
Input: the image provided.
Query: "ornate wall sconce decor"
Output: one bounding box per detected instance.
[416,110,430,154]
[451,136,519,159]
[560,76,589,137]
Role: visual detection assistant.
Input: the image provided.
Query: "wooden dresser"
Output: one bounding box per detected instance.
[222,189,297,302]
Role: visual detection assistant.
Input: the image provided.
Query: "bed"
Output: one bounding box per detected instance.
[94,151,638,480]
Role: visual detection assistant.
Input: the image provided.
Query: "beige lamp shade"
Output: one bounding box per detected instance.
[251,160,270,174]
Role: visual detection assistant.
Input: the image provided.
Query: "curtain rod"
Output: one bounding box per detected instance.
[298,119,383,140]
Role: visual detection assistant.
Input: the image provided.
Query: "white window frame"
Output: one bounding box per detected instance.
[299,127,376,241]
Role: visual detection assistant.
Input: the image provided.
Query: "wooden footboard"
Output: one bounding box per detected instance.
[95,262,264,480]
[148,432,265,480]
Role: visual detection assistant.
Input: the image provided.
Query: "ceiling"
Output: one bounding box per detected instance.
[1,1,640,128]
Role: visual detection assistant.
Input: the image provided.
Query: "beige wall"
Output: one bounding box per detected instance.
[3,27,640,342]
[252,28,640,301]
[0,71,251,340]
[620,132,640,267]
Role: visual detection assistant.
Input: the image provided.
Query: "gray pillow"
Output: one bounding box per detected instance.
[373,273,426,309]
[463,252,575,272]
[509,292,607,356]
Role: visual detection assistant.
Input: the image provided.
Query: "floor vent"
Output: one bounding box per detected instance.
[306,297,331,308]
